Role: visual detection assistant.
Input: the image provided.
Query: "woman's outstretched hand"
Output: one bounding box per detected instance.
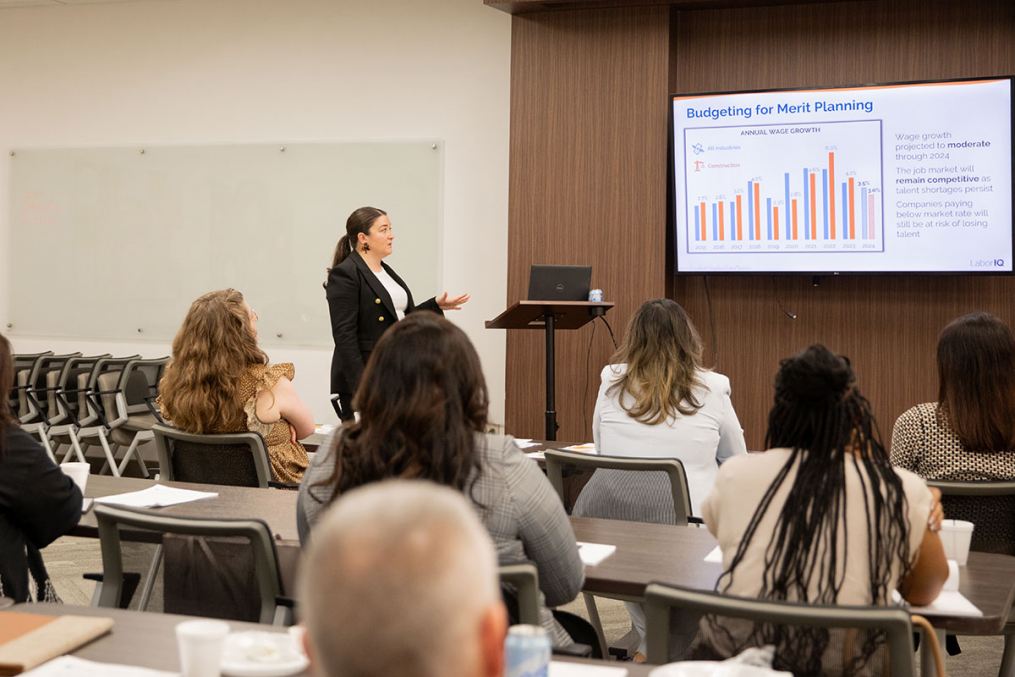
[437,292,471,311]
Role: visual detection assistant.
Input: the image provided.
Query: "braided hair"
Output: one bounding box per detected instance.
[705,345,912,675]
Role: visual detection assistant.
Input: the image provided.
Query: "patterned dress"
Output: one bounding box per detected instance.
[211,363,310,484]
[890,402,1015,480]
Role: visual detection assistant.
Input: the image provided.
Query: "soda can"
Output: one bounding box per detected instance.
[505,624,551,677]
[588,288,604,303]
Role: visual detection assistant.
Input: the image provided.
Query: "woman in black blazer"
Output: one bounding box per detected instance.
[326,207,469,419]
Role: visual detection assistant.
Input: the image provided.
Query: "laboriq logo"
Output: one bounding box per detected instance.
[969,257,1005,268]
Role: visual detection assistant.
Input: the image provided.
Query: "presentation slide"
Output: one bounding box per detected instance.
[672,78,1013,273]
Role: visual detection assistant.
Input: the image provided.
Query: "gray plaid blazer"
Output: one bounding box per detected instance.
[297,431,584,645]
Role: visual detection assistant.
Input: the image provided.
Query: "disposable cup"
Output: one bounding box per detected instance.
[939,519,975,566]
[60,462,90,493]
[176,619,230,677]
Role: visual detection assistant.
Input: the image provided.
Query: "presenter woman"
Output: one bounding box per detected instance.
[326,206,469,420]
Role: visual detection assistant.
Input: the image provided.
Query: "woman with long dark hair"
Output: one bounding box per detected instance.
[325,207,469,419]
[695,345,947,675]
[892,312,1015,480]
[0,333,82,602]
[298,312,583,646]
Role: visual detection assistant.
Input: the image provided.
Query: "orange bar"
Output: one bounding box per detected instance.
[829,152,836,239]
[774,206,780,240]
[809,172,817,240]
[848,177,855,239]
[736,194,743,240]
[718,202,725,240]
[700,202,707,240]
[753,182,761,240]
[791,199,798,239]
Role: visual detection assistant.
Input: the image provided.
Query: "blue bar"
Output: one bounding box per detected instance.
[784,173,790,238]
[861,187,868,239]
[841,183,848,238]
[694,206,700,241]
[766,197,773,240]
[822,169,829,239]
[729,201,736,240]
[747,182,754,240]
[712,202,718,241]
[802,169,809,240]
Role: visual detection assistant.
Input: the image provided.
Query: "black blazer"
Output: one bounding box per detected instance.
[326,250,442,396]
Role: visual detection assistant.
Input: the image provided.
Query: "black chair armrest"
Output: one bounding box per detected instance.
[268,481,301,491]
[83,571,141,609]
[688,516,705,525]
[275,595,296,609]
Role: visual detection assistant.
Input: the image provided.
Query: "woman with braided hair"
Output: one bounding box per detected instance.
[694,345,948,676]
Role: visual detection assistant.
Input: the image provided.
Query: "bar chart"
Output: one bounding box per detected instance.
[682,120,884,253]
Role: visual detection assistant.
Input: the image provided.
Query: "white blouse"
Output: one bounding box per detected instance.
[592,364,747,515]
[372,267,409,320]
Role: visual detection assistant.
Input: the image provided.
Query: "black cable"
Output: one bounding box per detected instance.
[773,276,798,320]
[583,318,597,437]
[599,315,618,350]
[703,275,719,366]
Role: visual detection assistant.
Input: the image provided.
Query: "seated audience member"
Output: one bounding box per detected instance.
[298,480,506,677]
[298,312,584,646]
[576,298,746,518]
[572,298,747,660]
[695,345,947,675]
[158,289,314,483]
[0,333,83,602]
[892,312,1015,481]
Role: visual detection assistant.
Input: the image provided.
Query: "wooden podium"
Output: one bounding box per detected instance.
[487,301,614,440]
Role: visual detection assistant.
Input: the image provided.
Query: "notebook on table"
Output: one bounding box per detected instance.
[0,612,113,675]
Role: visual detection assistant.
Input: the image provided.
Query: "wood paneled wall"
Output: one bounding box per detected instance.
[505,6,670,439]
[504,0,1015,446]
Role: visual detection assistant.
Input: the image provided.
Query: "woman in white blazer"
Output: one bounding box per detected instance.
[573,298,747,661]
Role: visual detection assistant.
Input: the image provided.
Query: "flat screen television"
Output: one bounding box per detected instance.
[670,76,1013,274]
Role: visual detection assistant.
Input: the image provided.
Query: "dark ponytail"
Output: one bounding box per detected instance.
[329,206,388,270]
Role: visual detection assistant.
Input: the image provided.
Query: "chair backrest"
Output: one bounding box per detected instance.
[84,356,140,428]
[543,448,692,525]
[927,479,1015,555]
[643,583,915,676]
[18,352,80,423]
[93,504,283,624]
[499,563,540,627]
[50,354,111,426]
[153,424,272,487]
[116,357,169,417]
[11,352,52,418]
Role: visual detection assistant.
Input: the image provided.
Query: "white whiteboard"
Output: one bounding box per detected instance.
[7,142,442,347]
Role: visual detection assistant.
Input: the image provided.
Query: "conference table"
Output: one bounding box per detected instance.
[9,604,656,676]
[77,474,1015,672]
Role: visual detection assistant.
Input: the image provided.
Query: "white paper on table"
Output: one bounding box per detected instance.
[908,590,983,617]
[703,545,723,563]
[561,443,597,453]
[94,484,218,508]
[22,656,177,677]
[525,451,546,461]
[577,541,617,566]
[550,660,628,676]
[313,424,336,436]
[515,440,541,449]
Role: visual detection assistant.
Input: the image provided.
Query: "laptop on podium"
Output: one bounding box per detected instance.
[527,264,592,301]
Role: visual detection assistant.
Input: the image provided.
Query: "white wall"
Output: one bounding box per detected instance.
[0,0,510,426]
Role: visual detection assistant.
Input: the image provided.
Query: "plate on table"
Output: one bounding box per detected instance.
[221,631,309,677]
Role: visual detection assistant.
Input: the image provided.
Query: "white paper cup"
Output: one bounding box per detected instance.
[60,462,90,493]
[939,519,975,566]
[176,619,230,677]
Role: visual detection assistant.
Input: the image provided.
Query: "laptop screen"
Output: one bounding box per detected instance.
[527,265,592,301]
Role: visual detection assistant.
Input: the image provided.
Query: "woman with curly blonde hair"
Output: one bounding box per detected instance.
[159,289,314,483]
